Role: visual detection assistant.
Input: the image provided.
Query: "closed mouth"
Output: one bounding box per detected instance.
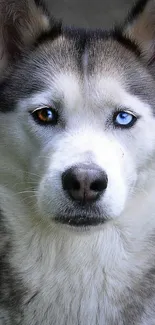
[55,215,106,227]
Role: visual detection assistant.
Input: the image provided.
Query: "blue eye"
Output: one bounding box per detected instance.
[114,111,137,128]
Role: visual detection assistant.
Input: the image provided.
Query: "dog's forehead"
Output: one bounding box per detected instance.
[34,35,150,109]
[1,32,155,113]
[40,35,135,75]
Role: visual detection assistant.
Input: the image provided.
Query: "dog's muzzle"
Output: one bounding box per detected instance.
[56,163,108,227]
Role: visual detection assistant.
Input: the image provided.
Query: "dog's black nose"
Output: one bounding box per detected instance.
[62,164,108,204]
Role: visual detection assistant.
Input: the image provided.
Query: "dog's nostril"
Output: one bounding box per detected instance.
[90,178,108,192]
[62,172,80,191]
[72,179,80,191]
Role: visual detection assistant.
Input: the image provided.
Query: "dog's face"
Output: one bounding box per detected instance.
[1,0,155,229]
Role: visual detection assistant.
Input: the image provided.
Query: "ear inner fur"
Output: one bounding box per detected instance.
[0,0,51,76]
[123,0,155,64]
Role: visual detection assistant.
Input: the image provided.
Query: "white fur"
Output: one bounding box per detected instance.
[1,73,155,324]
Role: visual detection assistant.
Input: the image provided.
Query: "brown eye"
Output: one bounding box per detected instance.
[31,107,58,126]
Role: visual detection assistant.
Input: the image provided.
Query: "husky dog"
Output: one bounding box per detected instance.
[1,0,155,324]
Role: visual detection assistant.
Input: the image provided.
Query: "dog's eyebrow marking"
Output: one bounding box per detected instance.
[18,74,82,113]
[88,75,151,117]
[18,91,53,111]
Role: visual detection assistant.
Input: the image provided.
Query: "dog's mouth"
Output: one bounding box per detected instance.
[55,215,106,227]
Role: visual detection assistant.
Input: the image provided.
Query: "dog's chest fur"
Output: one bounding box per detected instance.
[1,210,155,325]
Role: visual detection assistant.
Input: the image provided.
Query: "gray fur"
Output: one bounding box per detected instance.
[1,0,155,324]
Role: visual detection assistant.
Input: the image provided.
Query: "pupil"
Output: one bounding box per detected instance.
[120,112,127,119]
[44,109,52,119]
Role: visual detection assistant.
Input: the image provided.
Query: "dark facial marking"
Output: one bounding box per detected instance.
[34,0,50,17]
[111,27,141,57]
[125,0,149,26]
[35,19,62,47]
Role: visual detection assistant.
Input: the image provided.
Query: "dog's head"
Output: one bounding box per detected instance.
[0,0,155,230]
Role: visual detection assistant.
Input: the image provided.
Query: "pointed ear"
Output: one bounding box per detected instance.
[123,0,155,64]
[0,0,51,74]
